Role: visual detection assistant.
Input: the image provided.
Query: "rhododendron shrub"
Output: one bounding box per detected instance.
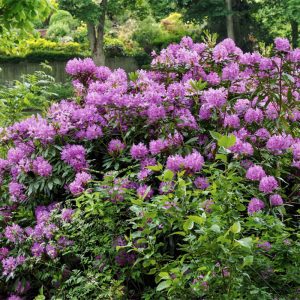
[0,36,300,298]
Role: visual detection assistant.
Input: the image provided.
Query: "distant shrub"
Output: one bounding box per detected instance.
[104,36,126,57]
[49,10,74,26]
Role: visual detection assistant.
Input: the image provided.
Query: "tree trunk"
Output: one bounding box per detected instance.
[86,0,107,66]
[225,0,235,41]
[291,20,298,48]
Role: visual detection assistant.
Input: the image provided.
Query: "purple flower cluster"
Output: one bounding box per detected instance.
[248,198,265,215]
[2,255,26,276]
[61,145,87,171]
[108,139,125,155]
[69,172,91,195]
[32,156,53,177]
[130,143,149,160]
[246,165,266,181]
[259,176,278,194]
[166,151,204,174]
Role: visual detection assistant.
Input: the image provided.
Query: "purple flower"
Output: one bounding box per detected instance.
[147,105,166,123]
[7,295,23,300]
[199,104,212,120]
[258,241,272,251]
[4,224,25,243]
[269,194,283,206]
[255,128,270,140]
[108,139,125,155]
[0,247,9,260]
[0,158,9,174]
[184,151,204,173]
[288,48,300,62]
[58,236,74,248]
[137,185,153,199]
[213,44,228,62]
[46,244,58,259]
[32,156,52,177]
[31,242,45,257]
[66,58,96,77]
[14,279,30,294]
[266,134,293,154]
[202,199,214,213]
[8,182,26,202]
[194,177,210,189]
[69,172,91,195]
[166,154,185,172]
[222,62,239,81]
[246,165,266,181]
[61,145,87,171]
[2,255,25,276]
[230,139,253,156]
[61,208,74,222]
[149,139,168,155]
[234,99,250,114]
[248,198,265,215]
[130,143,149,160]
[223,114,240,128]
[244,108,263,124]
[274,37,290,52]
[292,143,300,160]
[201,87,227,108]
[206,72,220,85]
[115,250,136,266]
[159,181,174,194]
[259,176,278,194]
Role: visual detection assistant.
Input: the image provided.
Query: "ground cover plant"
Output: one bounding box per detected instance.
[0,36,300,299]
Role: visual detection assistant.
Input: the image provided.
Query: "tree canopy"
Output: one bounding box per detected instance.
[0,0,52,33]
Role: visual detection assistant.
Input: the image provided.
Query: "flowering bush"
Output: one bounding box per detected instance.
[0,36,300,299]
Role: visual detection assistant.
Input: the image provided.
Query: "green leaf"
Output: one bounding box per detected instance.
[230,222,241,234]
[188,215,205,225]
[47,181,53,190]
[218,134,236,148]
[215,154,227,163]
[236,237,253,249]
[147,163,163,172]
[156,280,171,291]
[163,169,174,181]
[159,272,170,280]
[210,131,222,140]
[183,219,194,231]
[210,224,221,233]
[170,231,186,236]
[243,255,253,267]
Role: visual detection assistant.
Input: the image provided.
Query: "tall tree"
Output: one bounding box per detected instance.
[225,0,235,40]
[176,0,262,50]
[59,0,147,65]
[286,0,300,48]
[0,0,52,33]
[254,0,300,48]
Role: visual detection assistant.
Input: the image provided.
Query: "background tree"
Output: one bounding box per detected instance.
[176,0,262,50]
[59,0,149,65]
[253,0,300,48]
[0,0,52,33]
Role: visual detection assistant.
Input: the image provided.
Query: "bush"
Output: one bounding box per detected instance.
[104,36,126,57]
[0,64,71,127]
[0,39,87,63]
[49,10,74,26]
[0,37,300,299]
[132,16,165,53]
[47,23,72,40]
[47,10,79,42]
[132,13,203,54]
